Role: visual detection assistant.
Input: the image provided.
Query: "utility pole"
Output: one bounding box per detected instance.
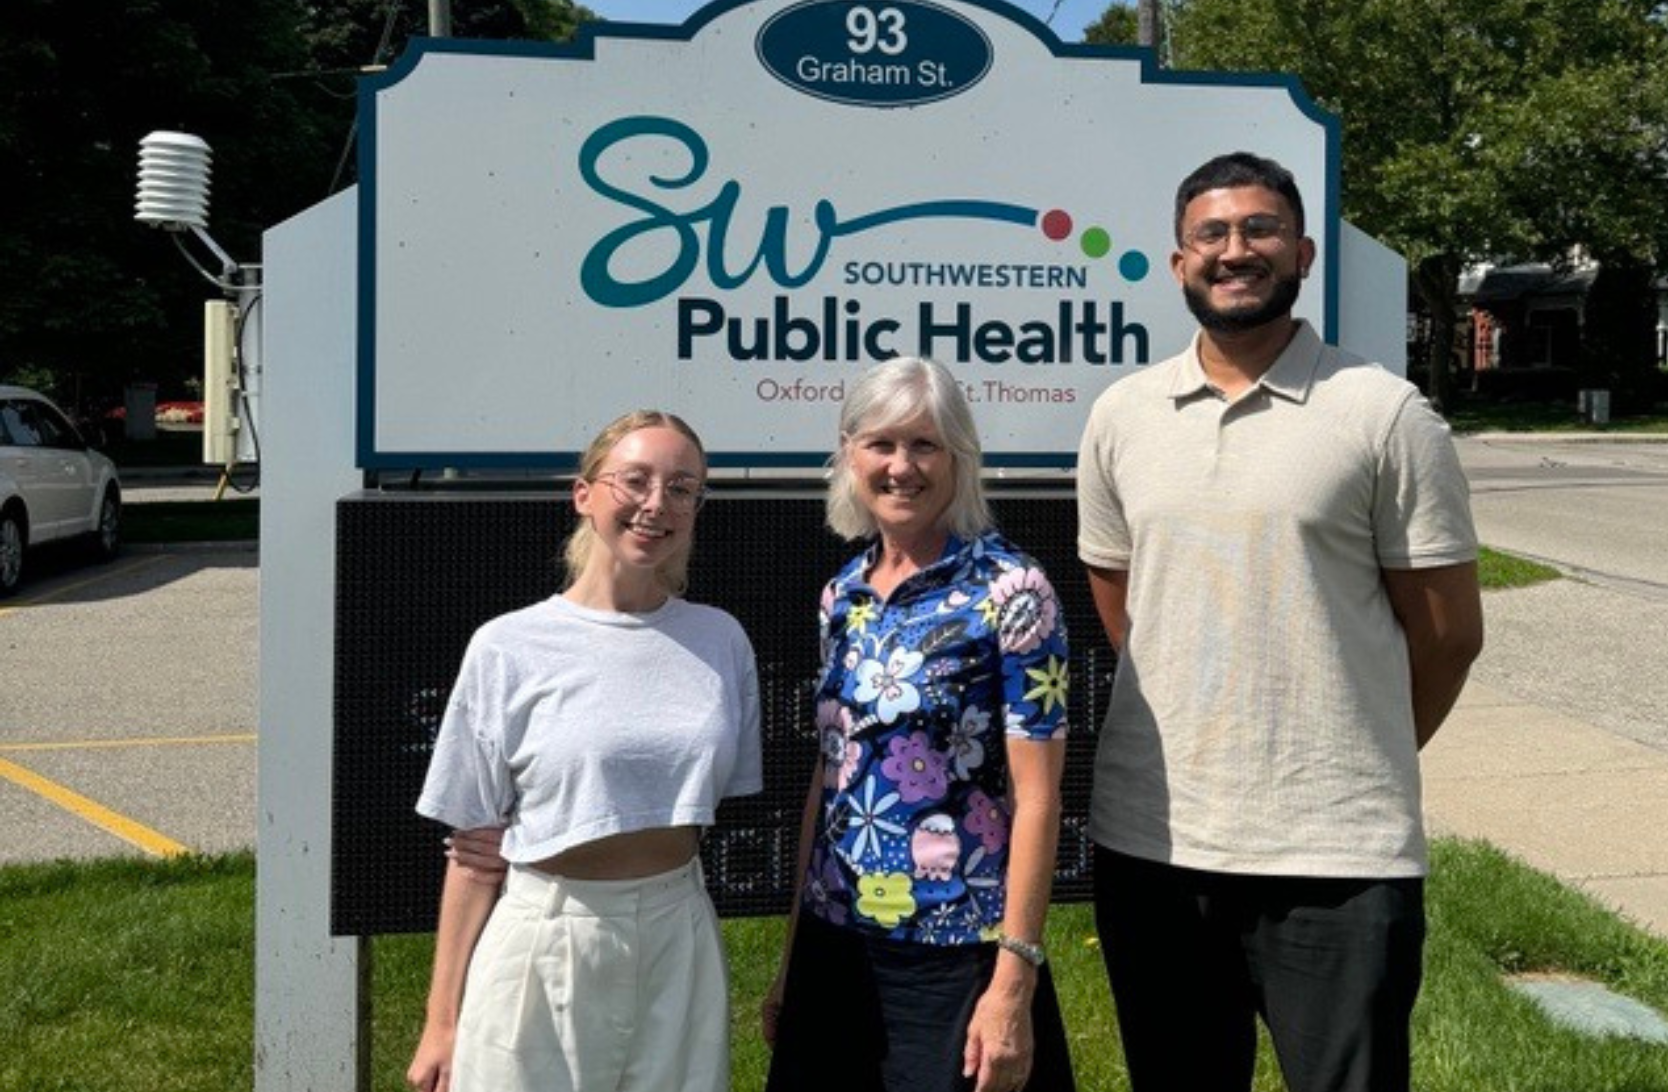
[1138,0,1164,59]
[429,0,452,37]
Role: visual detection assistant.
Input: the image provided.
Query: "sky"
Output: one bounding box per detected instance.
[581,1,1115,42]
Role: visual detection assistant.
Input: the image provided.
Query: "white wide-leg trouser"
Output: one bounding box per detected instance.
[451,858,729,1092]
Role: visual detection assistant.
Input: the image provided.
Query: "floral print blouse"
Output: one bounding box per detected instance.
[801,530,1069,946]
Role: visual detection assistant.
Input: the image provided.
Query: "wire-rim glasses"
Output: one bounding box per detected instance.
[593,469,707,514]
[1183,214,1290,256]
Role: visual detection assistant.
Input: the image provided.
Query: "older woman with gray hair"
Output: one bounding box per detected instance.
[762,357,1076,1092]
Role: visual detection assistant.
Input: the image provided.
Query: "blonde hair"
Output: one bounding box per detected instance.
[826,356,992,542]
[562,410,707,595]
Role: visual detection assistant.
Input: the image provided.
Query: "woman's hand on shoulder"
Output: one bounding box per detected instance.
[445,826,508,886]
[962,970,1035,1092]
[407,1021,457,1092]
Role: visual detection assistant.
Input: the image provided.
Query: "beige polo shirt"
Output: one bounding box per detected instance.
[1076,321,1476,877]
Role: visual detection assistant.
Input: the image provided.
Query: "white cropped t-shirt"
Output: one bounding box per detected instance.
[417,594,763,863]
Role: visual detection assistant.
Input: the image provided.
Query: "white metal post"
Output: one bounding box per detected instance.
[256,189,368,1092]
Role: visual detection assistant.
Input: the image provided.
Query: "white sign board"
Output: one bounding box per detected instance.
[359,0,1340,469]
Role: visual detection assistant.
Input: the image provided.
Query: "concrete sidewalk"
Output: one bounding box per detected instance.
[1423,680,1668,937]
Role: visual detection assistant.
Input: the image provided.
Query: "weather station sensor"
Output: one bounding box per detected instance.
[135,130,262,479]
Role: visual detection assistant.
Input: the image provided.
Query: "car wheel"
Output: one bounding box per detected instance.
[0,509,24,597]
[93,486,121,561]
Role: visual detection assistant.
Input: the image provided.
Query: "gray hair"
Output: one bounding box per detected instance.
[825,356,993,542]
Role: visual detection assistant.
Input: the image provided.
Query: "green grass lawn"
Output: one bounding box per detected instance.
[1479,545,1562,590]
[5,840,1668,1091]
[1448,399,1668,434]
[0,855,254,1092]
[122,498,259,543]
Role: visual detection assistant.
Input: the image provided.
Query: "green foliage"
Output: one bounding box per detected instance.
[1170,0,1668,263]
[0,0,598,410]
[0,0,335,407]
[1085,4,1139,45]
[517,0,599,42]
[298,0,585,74]
[1161,0,1668,407]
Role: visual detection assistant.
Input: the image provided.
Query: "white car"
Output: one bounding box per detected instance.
[0,384,122,595]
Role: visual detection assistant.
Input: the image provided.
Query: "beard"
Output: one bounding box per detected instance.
[1183,267,1303,333]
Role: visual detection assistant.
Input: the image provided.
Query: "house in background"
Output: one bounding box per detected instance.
[1452,261,1668,408]
[1459,261,1598,376]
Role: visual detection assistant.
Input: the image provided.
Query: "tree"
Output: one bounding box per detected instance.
[1087,2,1173,56]
[0,0,597,407]
[1165,0,1668,409]
[0,0,336,407]
[1085,3,1138,45]
[299,0,596,192]
[519,0,597,42]
[299,0,590,74]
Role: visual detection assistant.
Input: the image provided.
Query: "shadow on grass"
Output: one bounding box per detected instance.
[124,498,258,544]
[1448,398,1668,435]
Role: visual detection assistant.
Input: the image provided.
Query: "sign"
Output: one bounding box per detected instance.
[358,0,1340,469]
[332,492,1107,933]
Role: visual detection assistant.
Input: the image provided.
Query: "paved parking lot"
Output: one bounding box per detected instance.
[0,543,257,864]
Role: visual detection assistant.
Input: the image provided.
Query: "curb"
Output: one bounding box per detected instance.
[125,540,259,555]
[1459,431,1668,444]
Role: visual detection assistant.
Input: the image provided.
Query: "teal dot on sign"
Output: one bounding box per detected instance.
[1080,228,1111,259]
[1119,251,1150,282]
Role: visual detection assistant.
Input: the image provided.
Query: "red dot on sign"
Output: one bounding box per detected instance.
[1041,209,1073,240]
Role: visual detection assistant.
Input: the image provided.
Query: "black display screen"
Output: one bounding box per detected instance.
[333,491,1109,936]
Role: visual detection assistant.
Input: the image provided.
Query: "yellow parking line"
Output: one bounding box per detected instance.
[0,733,256,754]
[0,755,190,858]
[0,555,168,619]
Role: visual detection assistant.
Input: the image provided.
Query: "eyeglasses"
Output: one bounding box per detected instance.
[1182,214,1290,255]
[593,469,707,513]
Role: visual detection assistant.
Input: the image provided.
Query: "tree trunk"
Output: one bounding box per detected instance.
[1139,0,1164,56]
[1413,254,1461,412]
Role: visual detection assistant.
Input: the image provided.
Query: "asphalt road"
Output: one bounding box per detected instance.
[1457,437,1668,755]
[1,442,1664,863]
[1459,437,1668,594]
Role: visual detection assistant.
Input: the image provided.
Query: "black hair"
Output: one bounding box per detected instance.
[1173,152,1305,244]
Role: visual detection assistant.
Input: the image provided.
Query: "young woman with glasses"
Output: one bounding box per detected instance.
[408,409,761,1092]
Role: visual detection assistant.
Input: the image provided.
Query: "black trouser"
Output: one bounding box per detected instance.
[767,912,1077,1092]
[1094,846,1425,1092]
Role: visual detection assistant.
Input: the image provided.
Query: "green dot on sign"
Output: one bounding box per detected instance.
[1081,228,1112,259]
